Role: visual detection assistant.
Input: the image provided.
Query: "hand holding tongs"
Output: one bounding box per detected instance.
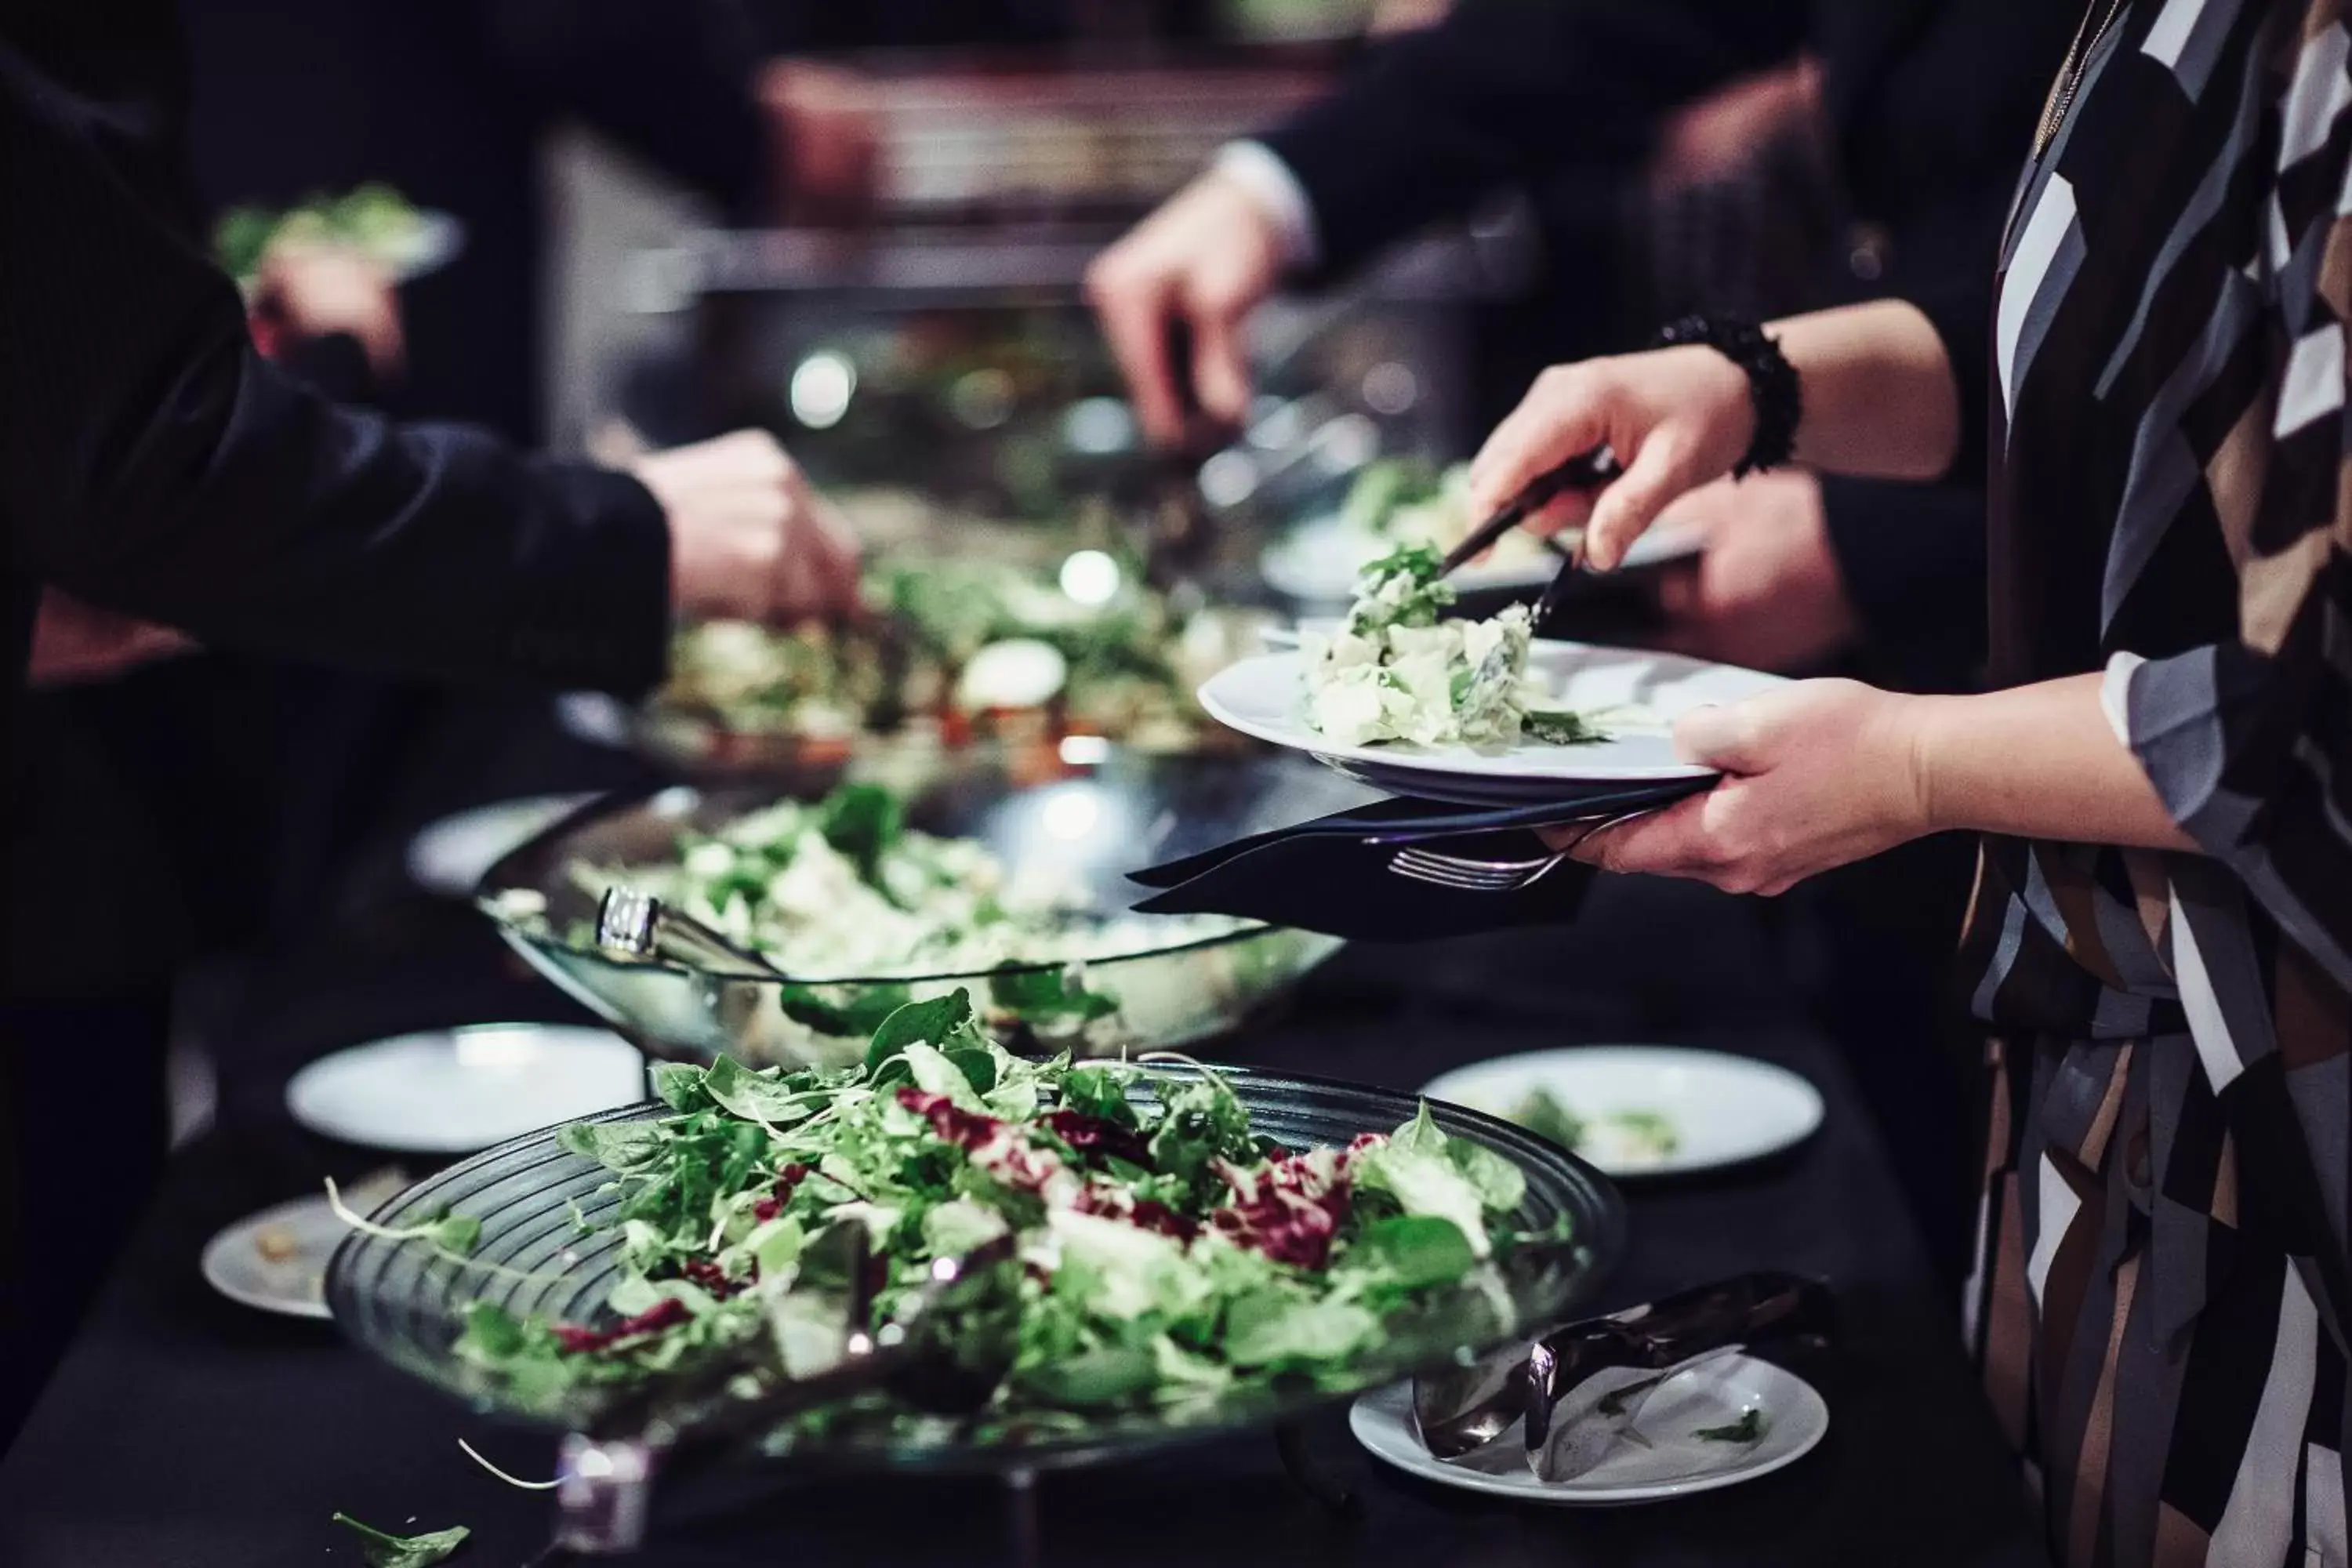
[1438,447,1625,636]
[1412,1270,1835,1482]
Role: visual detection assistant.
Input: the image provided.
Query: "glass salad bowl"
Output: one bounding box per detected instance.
[325,1063,1625,1475]
[474,747,1368,1069]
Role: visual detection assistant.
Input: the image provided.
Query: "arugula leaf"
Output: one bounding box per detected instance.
[1354,1134,1494,1258]
[1146,1076,1255,1200]
[331,1513,470,1567]
[1018,1345,1158,1406]
[1693,1406,1766,1443]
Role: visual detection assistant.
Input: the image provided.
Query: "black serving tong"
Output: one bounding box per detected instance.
[1436,447,1621,580]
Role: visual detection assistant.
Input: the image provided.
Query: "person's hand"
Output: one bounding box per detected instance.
[633,430,862,624]
[1552,679,1928,896]
[249,244,405,376]
[27,590,195,688]
[1084,169,1286,446]
[1647,58,1824,194]
[1643,470,1860,673]
[1468,346,1754,572]
[760,60,880,226]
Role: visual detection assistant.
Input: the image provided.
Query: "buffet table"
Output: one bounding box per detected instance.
[0,866,2049,1567]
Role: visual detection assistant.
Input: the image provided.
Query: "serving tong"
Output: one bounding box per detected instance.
[593,886,787,980]
[1412,1270,1835,1482]
[551,1229,1019,1555]
[1436,447,1622,633]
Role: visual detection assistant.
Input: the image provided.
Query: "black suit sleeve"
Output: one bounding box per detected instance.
[478,0,771,215]
[1817,477,1986,688]
[1258,0,1809,278]
[0,37,671,697]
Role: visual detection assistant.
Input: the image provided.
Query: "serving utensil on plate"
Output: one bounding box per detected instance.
[1412,1270,1835,1481]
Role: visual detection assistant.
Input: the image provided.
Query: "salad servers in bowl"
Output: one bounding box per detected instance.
[474,746,1369,1069]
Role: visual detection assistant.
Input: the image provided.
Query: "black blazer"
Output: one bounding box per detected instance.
[1259,0,2082,681]
[0,0,673,743]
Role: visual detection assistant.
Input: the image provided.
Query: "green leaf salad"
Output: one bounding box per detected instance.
[443,989,1560,1446]
[576,782,1250,995]
[1302,545,1609,750]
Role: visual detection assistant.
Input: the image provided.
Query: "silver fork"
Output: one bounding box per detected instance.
[1385,808,1651,893]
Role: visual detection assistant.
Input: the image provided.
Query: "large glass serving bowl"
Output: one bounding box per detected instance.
[325,1064,1624,1474]
[474,748,1371,1068]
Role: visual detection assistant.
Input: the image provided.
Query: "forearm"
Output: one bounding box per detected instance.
[1769,301,1963,483]
[1909,673,2196,850]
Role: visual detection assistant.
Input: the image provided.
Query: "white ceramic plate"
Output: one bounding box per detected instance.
[200,1175,405,1320]
[1262,514,1706,604]
[1421,1047,1824,1178]
[405,792,600,897]
[285,1024,646,1154]
[1198,641,1786,786]
[1349,1354,1828,1505]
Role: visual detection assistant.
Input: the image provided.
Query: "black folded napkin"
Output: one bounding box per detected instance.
[1127,777,1711,942]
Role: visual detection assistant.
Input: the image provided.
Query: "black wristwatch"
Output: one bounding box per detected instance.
[1655,314,1802,479]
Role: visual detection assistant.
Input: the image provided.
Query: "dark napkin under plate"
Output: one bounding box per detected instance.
[1126,777,1711,942]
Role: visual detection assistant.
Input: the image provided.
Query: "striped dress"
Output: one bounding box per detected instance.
[1964,2,2352,1563]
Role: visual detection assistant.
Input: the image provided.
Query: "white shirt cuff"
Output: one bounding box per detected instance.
[2100,652,2147,746]
[1214,140,1321,274]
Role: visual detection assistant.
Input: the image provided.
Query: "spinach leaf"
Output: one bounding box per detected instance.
[779,982,912,1040]
[1345,1214,1475,1290]
[866,991,976,1076]
[815,783,904,884]
[703,1055,815,1125]
[989,964,1119,1025]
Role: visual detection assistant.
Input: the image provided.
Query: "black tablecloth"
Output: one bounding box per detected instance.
[0,870,2049,1568]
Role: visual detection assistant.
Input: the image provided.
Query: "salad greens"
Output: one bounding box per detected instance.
[214,183,425,282]
[330,1513,470,1568]
[578,782,1247,1018]
[444,989,1555,1446]
[1510,1089,1681,1170]
[1302,545,1608,750]
[664,554,1249,753]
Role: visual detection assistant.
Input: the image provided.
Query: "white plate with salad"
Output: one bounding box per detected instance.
[1421,1047,1825,1179]
[1261,457,1704,604]
[1349,1352,1828,1504]
[1202,543,1784,795]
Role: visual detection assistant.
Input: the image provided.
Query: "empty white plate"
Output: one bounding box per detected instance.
[200,1172,406,1320]
[285,1024,646,1154]
[1350,1353,1828,1505]
[1421,1047,1824,1178]
[1198,641,1785,788]
[405,793,599,897]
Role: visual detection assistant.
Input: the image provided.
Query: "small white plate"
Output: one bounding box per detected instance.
[200,1176,403,1320]
[1350,1354,1828,1505]
[405,793,599,897]
[1262,514,1706,604]
[1199,641,1786,786]
[1422,1047,1824,1178]
[285,1024,646,1154]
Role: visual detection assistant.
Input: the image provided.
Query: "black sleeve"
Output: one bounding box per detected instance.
[1816,477,1987,691]
[1258,0,1809,278]
[0,36,672,698]
[477,0,770,214]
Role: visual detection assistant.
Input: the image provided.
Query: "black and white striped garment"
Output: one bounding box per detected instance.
[1959,1,2352,1563]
